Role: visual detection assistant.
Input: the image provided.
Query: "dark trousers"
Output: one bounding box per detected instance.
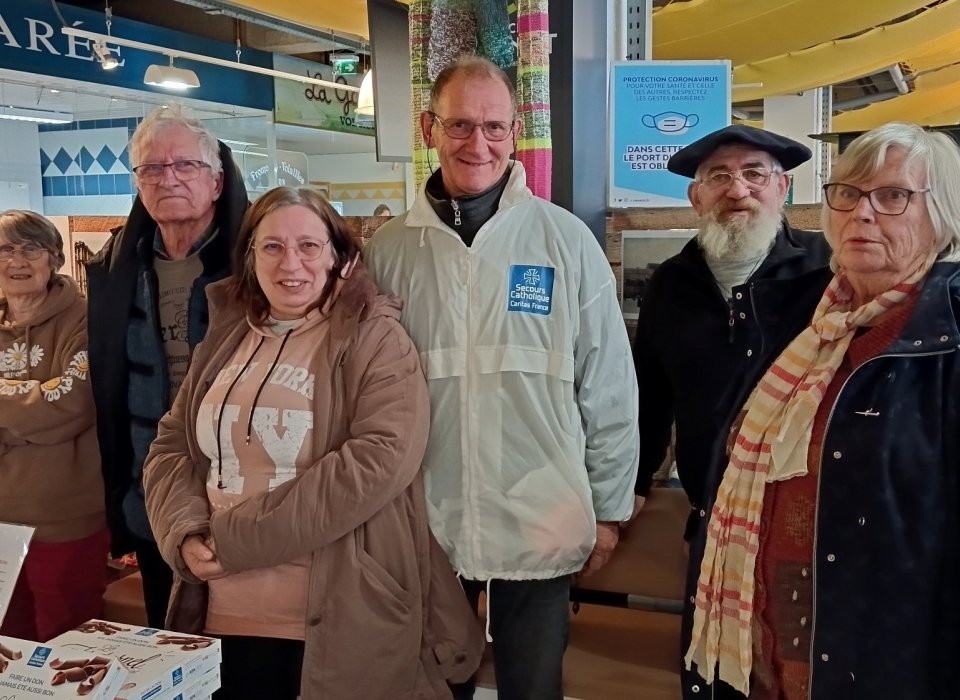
[132,535,173,629]
[213,636,304,700]
[450,575,572,700]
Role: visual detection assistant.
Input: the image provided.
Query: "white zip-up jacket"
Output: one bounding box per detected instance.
[366,163,639,580]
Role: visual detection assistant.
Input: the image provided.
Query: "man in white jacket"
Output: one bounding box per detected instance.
[365,56,639,700]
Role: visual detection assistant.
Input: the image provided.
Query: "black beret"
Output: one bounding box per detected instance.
[667,124,812,178]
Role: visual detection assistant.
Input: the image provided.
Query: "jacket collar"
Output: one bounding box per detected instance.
[883,262,960,355]
[404,160,533,231]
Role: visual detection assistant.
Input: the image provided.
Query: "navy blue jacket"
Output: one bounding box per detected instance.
[633,221,832,517]
[684,262,960,699]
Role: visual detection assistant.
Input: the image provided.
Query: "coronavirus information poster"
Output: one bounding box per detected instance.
[609,61,730,207]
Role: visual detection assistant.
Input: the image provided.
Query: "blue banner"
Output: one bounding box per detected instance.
[609,61,730,207]
[0,0,273,111]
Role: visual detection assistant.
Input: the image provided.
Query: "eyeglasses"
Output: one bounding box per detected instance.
[429,113,515,142]
[251,238,330,262]
[822,183,930,216]
[698,167,780,192]
[0,243,47,262]
[132,160,211,185]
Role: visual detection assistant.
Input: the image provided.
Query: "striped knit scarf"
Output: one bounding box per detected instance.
[684,258,933,695]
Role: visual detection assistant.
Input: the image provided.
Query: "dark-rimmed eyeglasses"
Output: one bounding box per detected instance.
[822,183,929,216]
[251,238,330,262]
[697,167,780,192]
[132,159,211,185]
[429,112,515,142]
[0,243,47,262]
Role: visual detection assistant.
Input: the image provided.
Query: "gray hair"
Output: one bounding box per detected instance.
[428,55,518,114]
[0,210,66,272]
[129,103,222,176]
[822,122,960,262]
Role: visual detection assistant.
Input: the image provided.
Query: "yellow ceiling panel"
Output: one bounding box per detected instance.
[222,0,373,39]
[654,0,931,65]
[832,64,960,131]
[905,33,960,73]
[732,0,960,102]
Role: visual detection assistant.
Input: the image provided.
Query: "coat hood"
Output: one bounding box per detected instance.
[0,274,80,330]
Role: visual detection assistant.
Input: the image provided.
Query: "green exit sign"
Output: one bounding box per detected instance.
[333,55,359,75]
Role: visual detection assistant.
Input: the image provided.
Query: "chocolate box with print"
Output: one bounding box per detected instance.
[145,665,220,700]
[0,635,127,699]
[48,620,221,700]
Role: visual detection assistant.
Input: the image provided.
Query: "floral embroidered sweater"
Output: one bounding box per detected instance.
[0,276,105,542]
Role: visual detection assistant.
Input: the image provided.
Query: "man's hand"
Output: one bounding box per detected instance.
[580,521,620,578]
[180,534,226,581]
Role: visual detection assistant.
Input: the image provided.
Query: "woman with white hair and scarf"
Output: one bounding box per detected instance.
[683,122,960,700]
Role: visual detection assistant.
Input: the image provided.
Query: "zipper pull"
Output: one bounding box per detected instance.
[451,199,461,226]
[728,304,735,343]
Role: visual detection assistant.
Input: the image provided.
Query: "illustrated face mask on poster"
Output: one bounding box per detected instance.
[0,521,35,625]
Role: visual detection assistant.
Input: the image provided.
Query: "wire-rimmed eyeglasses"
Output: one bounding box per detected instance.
[822,183,930,216]
[132,159,212,185]
[697,167,780,192]
[429,112,516,142]
[0,243,47,262]
[251,238,330,262]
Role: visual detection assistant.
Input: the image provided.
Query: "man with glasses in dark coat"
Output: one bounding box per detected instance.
[86,104,249,628]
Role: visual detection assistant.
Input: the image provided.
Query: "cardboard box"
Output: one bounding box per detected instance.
[0,634,127,699]
[49,621,220,700]
[151,666,220,700]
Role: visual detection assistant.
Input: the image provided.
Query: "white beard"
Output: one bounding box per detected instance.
[697,207,782,263]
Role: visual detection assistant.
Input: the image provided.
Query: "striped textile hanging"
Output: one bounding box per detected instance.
[515,0,552,200]
[409,0,553,199]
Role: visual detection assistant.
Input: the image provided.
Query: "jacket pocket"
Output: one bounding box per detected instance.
[354,525,413,615]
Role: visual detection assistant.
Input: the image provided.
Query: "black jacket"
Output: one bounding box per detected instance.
[683,262,960,699]
[86,142,249,556]
[633,221,832,528]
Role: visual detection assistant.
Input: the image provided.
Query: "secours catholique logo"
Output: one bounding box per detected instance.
[507,265,555,316]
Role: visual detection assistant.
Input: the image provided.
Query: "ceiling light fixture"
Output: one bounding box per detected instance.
[0,105,74,124]
[61,26,360,95]
[93,40,119,70]
[356,69,375,116]
[144,57,200,90]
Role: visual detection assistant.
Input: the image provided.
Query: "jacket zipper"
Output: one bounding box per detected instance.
[807,346,953,692]
[451,199,462,227]
[464,251,479,571]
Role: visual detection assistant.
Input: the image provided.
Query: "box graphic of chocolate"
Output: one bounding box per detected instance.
[161,666,220,700]
[0,635,128,698]
[49,620,221,700]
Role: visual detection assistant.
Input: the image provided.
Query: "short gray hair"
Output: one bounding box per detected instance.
[823,122,960,262]
[129,103,222,176]
[0,210,66,272]
[428,55,518,114]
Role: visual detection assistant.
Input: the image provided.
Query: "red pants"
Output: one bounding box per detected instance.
[1,528,109,642]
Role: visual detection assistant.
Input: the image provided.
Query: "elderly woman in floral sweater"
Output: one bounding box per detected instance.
[0,210,106,641]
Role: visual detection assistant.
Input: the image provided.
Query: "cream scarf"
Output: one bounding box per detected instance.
[684,259,932,694]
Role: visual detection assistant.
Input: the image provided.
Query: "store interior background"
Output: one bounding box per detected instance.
[0,0,411,220]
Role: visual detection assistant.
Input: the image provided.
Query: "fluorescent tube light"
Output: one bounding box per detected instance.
[0,106,73,124]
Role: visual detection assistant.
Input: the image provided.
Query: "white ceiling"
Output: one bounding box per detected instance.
[0,66,376,156]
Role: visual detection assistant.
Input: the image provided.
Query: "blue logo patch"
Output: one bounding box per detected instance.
[507,265,555,316]
[28,646,51,667]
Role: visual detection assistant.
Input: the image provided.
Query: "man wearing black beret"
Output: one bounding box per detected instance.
[629,124,832,697]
